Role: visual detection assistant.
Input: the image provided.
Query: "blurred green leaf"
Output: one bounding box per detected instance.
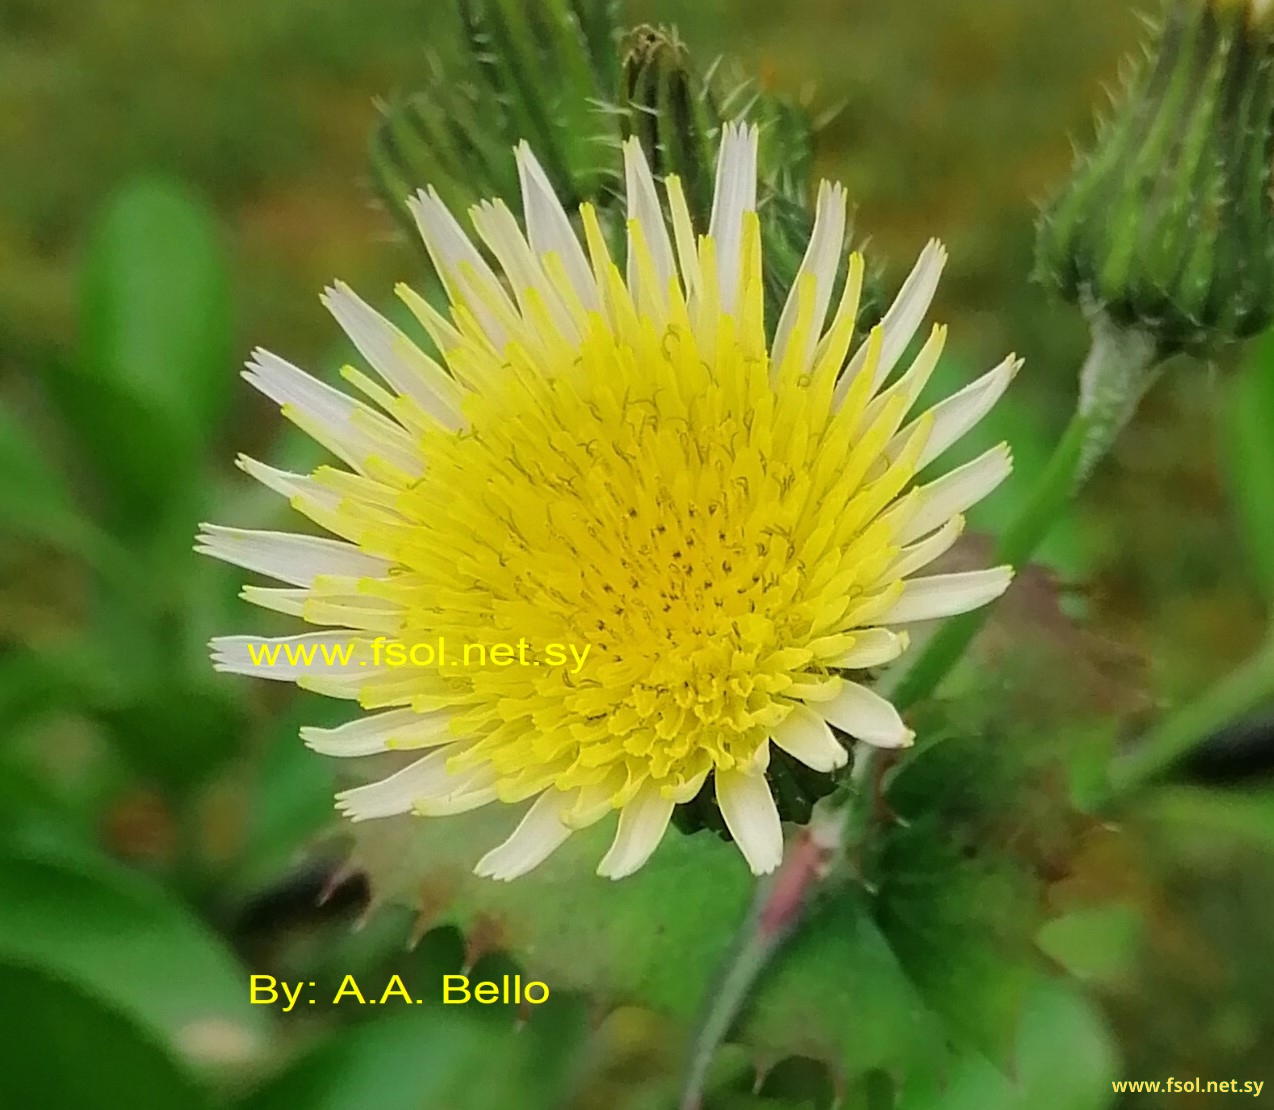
[842,1069,898,1110]
[1065,724,1117,814]
[1036,905,1142,986]
[895,1047,1007,1110]
[896,977,1117,1110]
[0,704,135,854]
[1009,978,1119,1110]
[233,692,348,890]
[708,1097,822,1110]
[237,1006,577,1110]
[101,680,246,794]
[351,811,942,1080]
[0,649,75,733]
[1138,785,1274,852]
[0,843,267,1067]
[0,959,212,1110]
[755,1055,836,1107]
[0,398,91,548]
[0,761,93,850]
[1224,329,1274,606]
[55,177,231,529]
[874,813,1036,1066]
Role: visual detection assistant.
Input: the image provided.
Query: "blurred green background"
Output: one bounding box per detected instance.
[2,0,1273,1107]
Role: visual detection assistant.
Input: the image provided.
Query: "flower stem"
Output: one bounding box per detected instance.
[677,805,849,1110]
[1106,635,1274,798]
[890,409,1090,710]
[891,314,1162,711]
[1073,309,1160,486]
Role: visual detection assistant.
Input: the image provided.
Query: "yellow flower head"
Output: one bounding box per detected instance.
[200,124,1017,880]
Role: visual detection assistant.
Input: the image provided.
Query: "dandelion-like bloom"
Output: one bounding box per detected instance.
[200,125,1018,880]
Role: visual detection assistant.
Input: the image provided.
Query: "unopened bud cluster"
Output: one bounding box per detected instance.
[1036,0,1274,357]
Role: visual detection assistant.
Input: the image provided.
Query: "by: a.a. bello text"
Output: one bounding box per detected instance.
[248,973,549,1010]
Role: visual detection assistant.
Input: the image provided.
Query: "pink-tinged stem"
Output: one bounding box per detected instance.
[677,803,850,1110]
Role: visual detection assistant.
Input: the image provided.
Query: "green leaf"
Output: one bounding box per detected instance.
[100,679,247,794]
[896,977,1117,1110]
[709,1097,822,1110]
[0,843,267,1067]
[0,648,78,733]
[875,704,1046,1065]
[1224,329,1274,605]
[237,1006,580,1110]
[874,814,1037,1066]
[0,703,132,846]
[1137,784,1274,852]
[1009,978,1119,1110]
[755,1055,835,1107]
[0,761,94,851]
[233,692,350,890]
[1036,905,1142,986]
[56,177,231,529]
[0,960,212,1110]
[0,398,91,549]
[350,810,943,1079]
[1064,723,1118,814]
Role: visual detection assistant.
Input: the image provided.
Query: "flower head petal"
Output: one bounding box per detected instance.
[716,769,783,875]
[597,785,676,880]
[708,122,759,315]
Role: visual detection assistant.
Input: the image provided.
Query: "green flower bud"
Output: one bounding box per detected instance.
[1036,0,1274,357]
[619,25,720,223]
[370,0,622,235]
[619,23,883,334]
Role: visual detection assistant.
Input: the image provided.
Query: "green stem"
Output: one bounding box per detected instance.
[891,313,1162,711]
[677,896,773,1110]
[1107,635,1274,797]
[677,802,851,1110]
[891,410,1091,710]
[1073,309,1161,486]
